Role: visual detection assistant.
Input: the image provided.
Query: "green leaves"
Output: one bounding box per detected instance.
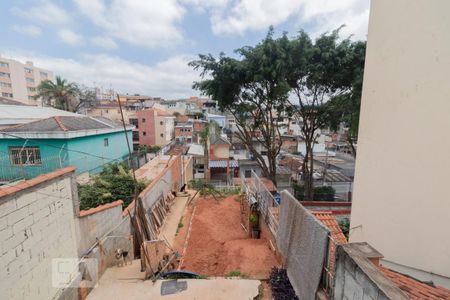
[37,75,79,111]
[78,162,148,210]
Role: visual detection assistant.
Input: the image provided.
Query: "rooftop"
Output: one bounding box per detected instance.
[0,116,132,139]
[0,105,81,127]
[380,267,450,300]
[311,211,347,245]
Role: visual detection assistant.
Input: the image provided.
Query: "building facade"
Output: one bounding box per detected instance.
[0,56,54,105]
[350,0,450,289]
[0,116,132,183]
[137,108,174,147]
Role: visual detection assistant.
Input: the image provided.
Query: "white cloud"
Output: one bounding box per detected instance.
[74,0,185,48]
[90,36,119,50]
[11,1,71,25]
[11,25,42,38]
[190,0,369,40]
[58,29,84,46]
[1,50,201,99]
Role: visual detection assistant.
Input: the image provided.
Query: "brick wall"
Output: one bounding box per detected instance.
[0,167,79,300]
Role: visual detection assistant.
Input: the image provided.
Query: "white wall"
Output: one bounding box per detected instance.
[0,174,78,300]
[350,0,450,288]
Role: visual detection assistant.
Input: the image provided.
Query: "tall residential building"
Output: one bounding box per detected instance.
[350,0,450,289]
[0,55,54,105]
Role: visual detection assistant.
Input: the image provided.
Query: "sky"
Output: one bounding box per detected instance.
[0,0,370,99]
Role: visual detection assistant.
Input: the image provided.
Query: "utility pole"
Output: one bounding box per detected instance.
[322,146,329,186]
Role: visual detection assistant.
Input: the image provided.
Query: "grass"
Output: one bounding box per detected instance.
[225,270,249,278]
[175,217,184,236]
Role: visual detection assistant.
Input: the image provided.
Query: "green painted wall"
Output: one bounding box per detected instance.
[0,130,132,182]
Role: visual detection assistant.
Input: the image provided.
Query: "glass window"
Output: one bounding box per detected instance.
[26,78,35,84]
[143,131,146,136]
[142,118,146,123]
[160,133,164,138]
[40,71,48,78]
[0,82,11,88]
[0,72,10,78]
[24,67,33,74]
[27,87,36,92]
[9,147,41,165]
[160,121,164,125]
[0,61,9,68]
[104,138,109,147]
[1,92,13,98]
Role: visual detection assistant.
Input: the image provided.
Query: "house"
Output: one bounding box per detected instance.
[137,108,175,147]
[208,134,238,182]
[174,122,193,144]
[0,115,132,183]
[187,143,205,179]
[206,113,226,128]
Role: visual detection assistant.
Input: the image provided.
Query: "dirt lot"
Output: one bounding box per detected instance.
[175,195,279,279]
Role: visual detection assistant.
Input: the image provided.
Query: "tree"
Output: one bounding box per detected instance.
[36,76,79,111]
[326,40,366,156]
[190,29,291,184]
[74,84,98,113]
[199,120,220,178]
[286,28,360,200]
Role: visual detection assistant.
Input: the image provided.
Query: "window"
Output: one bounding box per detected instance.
[0,82,11,88]
[244,170,252,178]
[24,67,33,74]
[0,61,9,68]
[160,121,164,125]
[143,131,146,136]
[142,118,146,123]
[28,96,35,100]
[2,93,13,98]
[9,147,41,165]
[0,72,10,78]
[105,109,109,113]
[160,133,164,138]
[104,138,109,147]
[27,87,36,92]
[40,71,48,78]
[26,78,35,84]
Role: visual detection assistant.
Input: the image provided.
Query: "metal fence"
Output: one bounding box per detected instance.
[241,170,279,237]
[0,154,68,183]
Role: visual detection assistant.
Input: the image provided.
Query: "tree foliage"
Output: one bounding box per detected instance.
[37,76,79,111]
[78,162,148,210]
[190,27,365,192]
[285,28,364,200]
[190,28,291,184]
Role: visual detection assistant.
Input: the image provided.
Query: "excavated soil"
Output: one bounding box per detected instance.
[177,195,279,279]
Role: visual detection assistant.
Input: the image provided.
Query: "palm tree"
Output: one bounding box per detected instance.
[37,76,79,111]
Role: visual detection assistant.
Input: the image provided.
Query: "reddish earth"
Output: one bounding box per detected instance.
[177,195,279,279]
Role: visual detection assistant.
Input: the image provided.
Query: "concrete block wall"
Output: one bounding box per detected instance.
[0,168,79,300]
[333,243,408,300]
[76,201,124,257]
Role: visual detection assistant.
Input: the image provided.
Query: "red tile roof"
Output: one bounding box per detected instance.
[312,211,347,245]
[380,267,450,300]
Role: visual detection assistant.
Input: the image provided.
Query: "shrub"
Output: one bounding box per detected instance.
[78,162,149,210]
[292,183,335,201]
[269,267,298,300]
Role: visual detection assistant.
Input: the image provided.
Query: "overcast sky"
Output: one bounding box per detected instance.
[0,0,370,99]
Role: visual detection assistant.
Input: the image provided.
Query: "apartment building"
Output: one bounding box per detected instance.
[137,108,175,146]
[0,56,53,105]
[350,0,450,289]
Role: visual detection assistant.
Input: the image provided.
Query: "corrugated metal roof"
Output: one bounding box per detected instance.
[209,160,238,168]
[0,105,81,120]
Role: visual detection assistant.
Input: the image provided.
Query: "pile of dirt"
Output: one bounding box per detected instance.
[178,195,279,278]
